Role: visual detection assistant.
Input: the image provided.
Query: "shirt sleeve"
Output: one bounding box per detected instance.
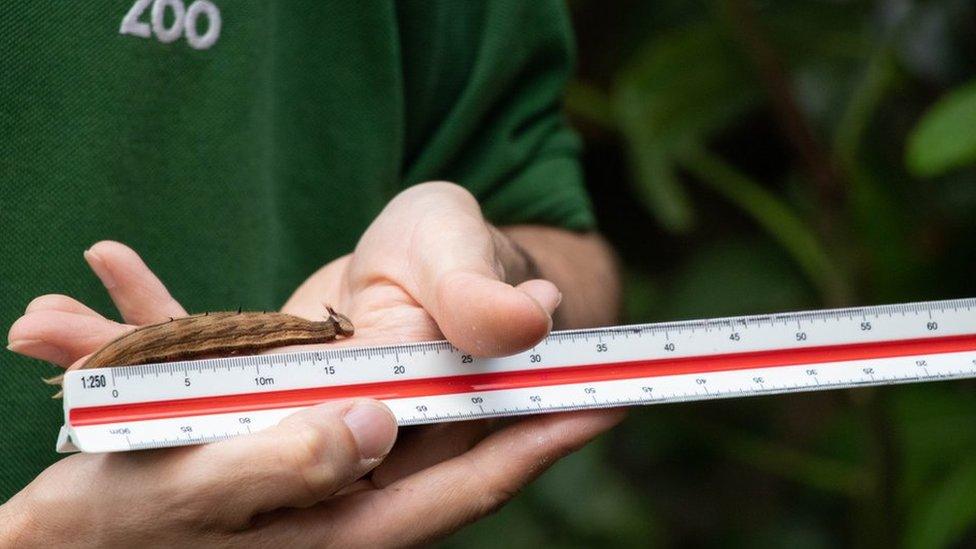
[397,0,595,231]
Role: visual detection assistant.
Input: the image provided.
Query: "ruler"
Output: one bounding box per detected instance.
[58,297,976,453]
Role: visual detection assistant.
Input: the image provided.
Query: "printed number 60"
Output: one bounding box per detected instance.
[121,0,222,50]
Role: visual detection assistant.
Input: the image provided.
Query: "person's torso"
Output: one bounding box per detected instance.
[0,0,496,499]
[1,0,586,501]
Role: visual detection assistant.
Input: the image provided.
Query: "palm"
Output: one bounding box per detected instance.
[283,255,442,348]
[281,194,527,485]
[289,278,485,486]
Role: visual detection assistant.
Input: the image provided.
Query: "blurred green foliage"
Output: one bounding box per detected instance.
[443,0,976,547]
[908,81,976,177]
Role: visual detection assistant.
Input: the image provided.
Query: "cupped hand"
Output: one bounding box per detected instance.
[5,182,624,546]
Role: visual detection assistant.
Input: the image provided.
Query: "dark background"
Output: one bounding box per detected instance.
[446,1,976,547]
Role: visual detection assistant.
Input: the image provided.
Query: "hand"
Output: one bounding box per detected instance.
[5,182,624,545]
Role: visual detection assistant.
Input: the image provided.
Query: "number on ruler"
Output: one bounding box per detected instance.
[529,354,542,363]
[927,322,939,331]
[81,374,107,389]
[664,343,676,352]
[596,343,608,352]
[796,332,808,341]
[730,332,741,341]
[461,354,473,364]
[393,365,406,375]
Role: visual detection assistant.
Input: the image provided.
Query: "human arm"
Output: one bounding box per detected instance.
[3,182,624,546]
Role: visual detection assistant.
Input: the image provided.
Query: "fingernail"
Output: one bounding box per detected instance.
[84,249,116,289]
[343,402,397,460]
[6,339,69,364]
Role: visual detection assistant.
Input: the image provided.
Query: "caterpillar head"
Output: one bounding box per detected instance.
[325,306,355,337]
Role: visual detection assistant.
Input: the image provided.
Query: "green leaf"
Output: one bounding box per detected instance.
[564,82,615,130]
[621,268,662,324]
[532,439,663,545]
[677,147,851,305]
[905,456,976,549]
[891,385,976,548]
[661,237,811,320]
[614,24,757,150]
[622,127,694,231]
[611,23,760,233]
[906,80,976,177]
[890,385,976,502]
[614,83,695,232]
[703,422,871,498]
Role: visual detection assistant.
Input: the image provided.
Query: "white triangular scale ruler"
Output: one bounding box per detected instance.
[59,297,976,453]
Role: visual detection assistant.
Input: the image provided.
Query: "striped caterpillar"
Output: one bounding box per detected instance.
[46,308,354,397]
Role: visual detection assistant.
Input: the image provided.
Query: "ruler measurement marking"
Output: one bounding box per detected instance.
[68,335,976,427]
[61,298,976,453]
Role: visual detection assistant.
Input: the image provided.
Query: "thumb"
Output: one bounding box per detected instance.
[433,271,560,357]
[185,399,397,523]
[355,182,560,357]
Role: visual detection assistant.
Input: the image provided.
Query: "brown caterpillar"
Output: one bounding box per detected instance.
[46,308,353,397]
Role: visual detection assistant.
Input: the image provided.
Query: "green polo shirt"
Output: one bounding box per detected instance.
[0,1,594,500]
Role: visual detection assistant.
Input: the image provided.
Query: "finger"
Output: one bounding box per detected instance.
[24,294,102,318]
[84,240,187,325]
[371,420,495,487]
[275,409,626,546]
[7,310,134,367]
[364,410,625,544]
[179,399,397,527]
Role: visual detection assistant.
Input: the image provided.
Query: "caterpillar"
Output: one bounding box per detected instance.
[46,308,354,397]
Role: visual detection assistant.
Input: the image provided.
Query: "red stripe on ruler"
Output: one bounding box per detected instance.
[69,334,976,426]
